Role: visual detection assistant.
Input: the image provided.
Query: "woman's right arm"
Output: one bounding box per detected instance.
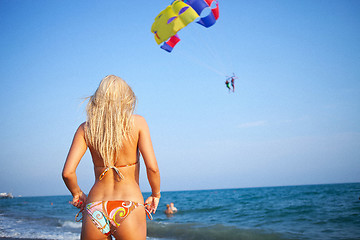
[62,123,87,209]
[136,115,161,213]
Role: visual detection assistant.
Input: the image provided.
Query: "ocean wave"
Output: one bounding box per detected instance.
[0,231,79,240]
[147,222,287,240]
[0,213,80,240]
[60,220,82,229]
[1,184,359,240]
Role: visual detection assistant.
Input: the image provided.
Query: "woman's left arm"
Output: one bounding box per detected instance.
[62,123,88,209]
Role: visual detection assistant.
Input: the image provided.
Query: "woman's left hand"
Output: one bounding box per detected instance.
[145,196,160,214]
[69,191,87,210]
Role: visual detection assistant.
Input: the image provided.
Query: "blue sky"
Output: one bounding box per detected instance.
[0,0,359,196]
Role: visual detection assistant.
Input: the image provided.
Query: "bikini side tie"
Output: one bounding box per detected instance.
[142,203,154,220]
[75,209,83,222]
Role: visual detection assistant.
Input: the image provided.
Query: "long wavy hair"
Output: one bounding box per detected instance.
[85,75,137,166]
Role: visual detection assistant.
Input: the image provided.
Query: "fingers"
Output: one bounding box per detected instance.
[152,200,159,214]
[145,197,159,214]
[69,192,87,209]
[151,198,159,214]
[69,199,84,209]
[145,201,154,213]
[150,203,157,214]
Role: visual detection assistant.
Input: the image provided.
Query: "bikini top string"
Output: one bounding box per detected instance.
[98,160,139,181]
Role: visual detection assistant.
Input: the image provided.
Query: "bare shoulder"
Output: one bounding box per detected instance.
[133,114,148,129]
[76,122,86,136]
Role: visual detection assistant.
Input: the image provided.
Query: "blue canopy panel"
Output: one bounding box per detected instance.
[183,0,217,27]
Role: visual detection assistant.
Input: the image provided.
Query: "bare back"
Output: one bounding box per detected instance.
[84,114,148,204]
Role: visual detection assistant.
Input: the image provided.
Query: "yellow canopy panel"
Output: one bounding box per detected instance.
[151,0,199,45]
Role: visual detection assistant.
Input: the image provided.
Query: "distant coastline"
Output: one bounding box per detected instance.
[0,193,13,199]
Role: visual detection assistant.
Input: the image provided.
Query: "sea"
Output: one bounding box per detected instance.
[0,183,359,240]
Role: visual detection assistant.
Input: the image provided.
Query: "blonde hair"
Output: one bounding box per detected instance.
[85,75,137,166]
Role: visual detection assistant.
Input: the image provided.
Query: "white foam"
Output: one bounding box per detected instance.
[0,231,80,240]
[61,220,82,229]
[0,215,80,239]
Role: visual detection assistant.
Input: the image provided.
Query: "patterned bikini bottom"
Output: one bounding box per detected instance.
[85,200,152,236]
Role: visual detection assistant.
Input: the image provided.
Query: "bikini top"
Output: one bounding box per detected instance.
[98,160,139,180]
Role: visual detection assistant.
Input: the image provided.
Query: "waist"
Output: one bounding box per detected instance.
[87,180,143,203]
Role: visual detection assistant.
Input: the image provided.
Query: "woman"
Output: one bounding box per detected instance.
[62,75,161,240]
